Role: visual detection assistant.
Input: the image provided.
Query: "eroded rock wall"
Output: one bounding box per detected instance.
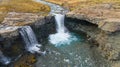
[66,13,120,67]
[0,12,53,38]
[67,4,120,32]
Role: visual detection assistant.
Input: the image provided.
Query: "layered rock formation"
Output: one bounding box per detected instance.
[67,4,120,32]
[66,3,120,67]
[0,12,52,38]
[0,12,53,66]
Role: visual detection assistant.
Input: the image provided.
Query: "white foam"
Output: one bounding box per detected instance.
[49,33,77,47]
[3,58,10,65]
[49,14,77,46]
[0,51,11,65]
[27,44,41,53]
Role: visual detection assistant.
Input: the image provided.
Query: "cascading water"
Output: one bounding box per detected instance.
[49,14,77,46]
[0,50,10,65]
[55,14,67,33]
[20,26,41,54]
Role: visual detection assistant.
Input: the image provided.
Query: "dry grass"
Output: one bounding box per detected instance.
[0,13,6,23]
[46,0,120,10]
[0,0,50,13]
[0,0,50,23]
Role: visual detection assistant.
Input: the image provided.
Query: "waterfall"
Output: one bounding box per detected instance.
[20,26,41,54]
[49,14,77,47]
[0,50,10,65]
[55,14,67,33]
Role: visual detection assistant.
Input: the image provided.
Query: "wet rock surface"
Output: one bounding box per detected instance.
[0,11,53,66]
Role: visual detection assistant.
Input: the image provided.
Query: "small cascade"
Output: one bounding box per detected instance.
[0,50,10,65]
[55,14,67,33]
[20,26,41,53]
[49,14,77,46]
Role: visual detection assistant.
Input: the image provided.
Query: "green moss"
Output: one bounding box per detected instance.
[14,54,36,67]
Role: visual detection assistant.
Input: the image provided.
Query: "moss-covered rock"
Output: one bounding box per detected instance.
[14,54,36,67]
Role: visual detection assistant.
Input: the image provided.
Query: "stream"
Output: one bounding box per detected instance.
[35,0,68,14]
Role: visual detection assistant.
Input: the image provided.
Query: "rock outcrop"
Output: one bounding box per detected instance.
[2,12,45,26]
[0,12,52,38]
[0,25,20,38]
[67,3,120,32]
[66,3,120,67]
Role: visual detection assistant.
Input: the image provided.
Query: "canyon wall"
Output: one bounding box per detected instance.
[66,3,120,67]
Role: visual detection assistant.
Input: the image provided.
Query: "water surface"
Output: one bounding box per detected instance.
[35,33,107,67]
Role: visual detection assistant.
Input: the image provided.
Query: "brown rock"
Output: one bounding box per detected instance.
[0,12,50,38]
[2,12,45,26]
[66,3,120,32]
[0,25,20,38]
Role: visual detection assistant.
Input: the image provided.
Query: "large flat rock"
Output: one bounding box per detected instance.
[0,25,20,38]
[2,12,45,26]
[67,4,120,32]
